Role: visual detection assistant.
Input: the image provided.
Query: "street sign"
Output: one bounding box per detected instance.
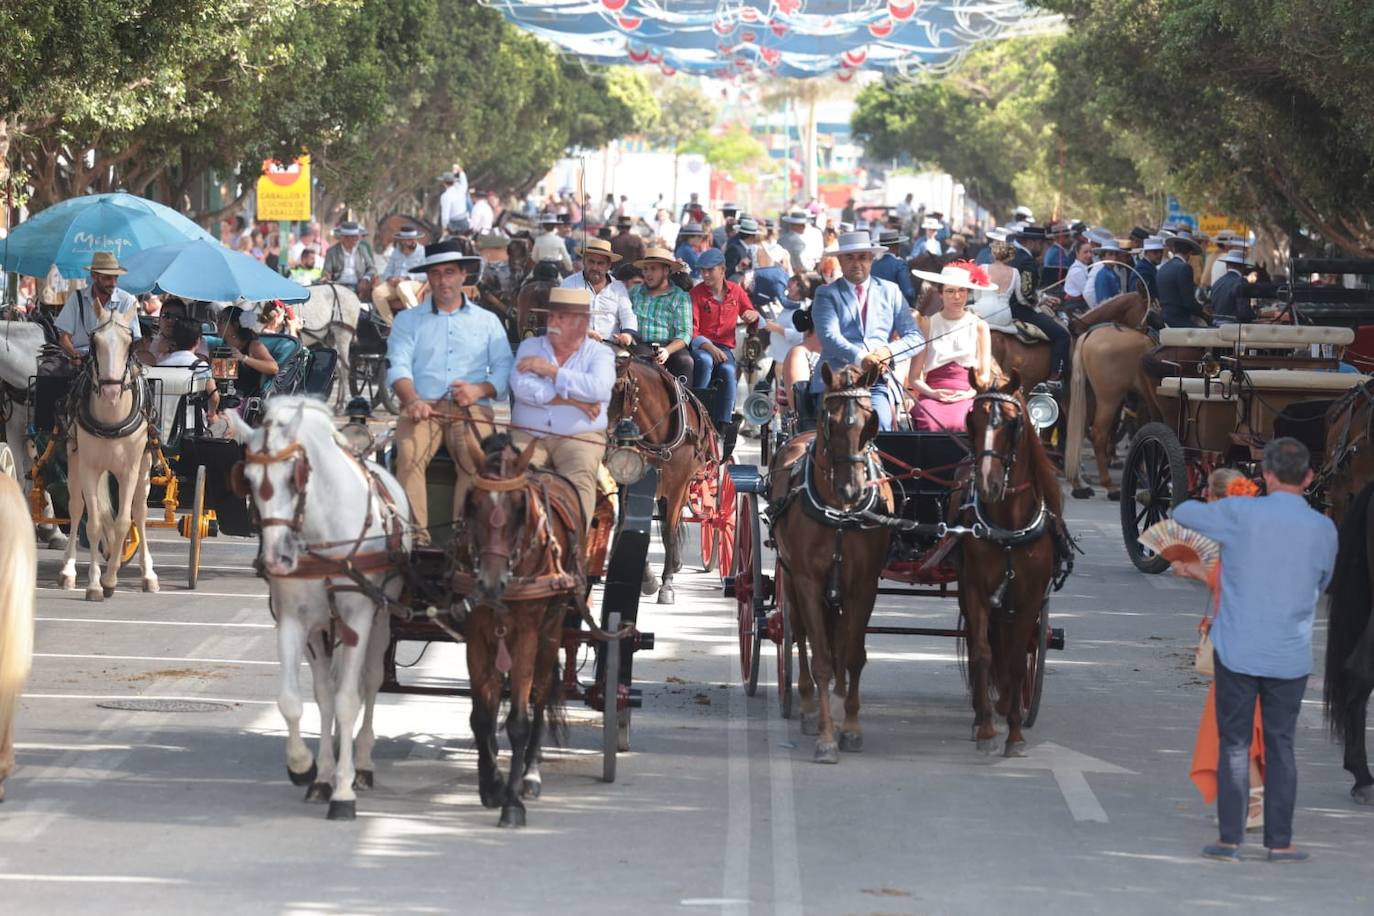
[1165,195,1197,232]
[257,155,311,221]
[1199,213,1249,239]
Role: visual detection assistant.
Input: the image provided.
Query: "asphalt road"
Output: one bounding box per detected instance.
[1,440,1372,915]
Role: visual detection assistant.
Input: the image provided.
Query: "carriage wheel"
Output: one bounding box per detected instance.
[373,365,397,415]
[714,469,737,578]
[186,465,206,591]
[776,565,794,719]
[1022,597,1050,728]
[0,444,17,481]
[602,611,621,784]
[734,491,763,695]
[91,523,140,570]
[1120,422,1187,574]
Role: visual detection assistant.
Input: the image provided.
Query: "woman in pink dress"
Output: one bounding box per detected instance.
[906,262,996,432]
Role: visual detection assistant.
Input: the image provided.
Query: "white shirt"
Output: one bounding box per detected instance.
[469,198,494,234]
[56,287,143,352]
[510,334,615,437]
[1064,258,1090,298]
[440,183,469,227]
[925,311,981,372]
[801,224,824,267]
[655,218,680,250]
[533,230,572,272]
[338,248,359,286]
[560,272,637,339]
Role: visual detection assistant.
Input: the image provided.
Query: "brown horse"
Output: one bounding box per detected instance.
[958,372,1064,756]
[608,355,717,604]
[769,362,893,763]
[989,291,1152,393]
[1322,381,1374,528]
[455,432,580,828]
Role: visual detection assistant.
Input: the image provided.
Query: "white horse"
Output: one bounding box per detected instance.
[297,284,361,413]
[226,396,410,820]
[0,320,69,549]
[0,471,37,802]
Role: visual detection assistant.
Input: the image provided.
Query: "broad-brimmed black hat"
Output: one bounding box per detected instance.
[415,239,482,272]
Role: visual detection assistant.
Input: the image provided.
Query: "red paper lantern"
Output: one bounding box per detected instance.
[889,0,918,21]
[601,0,630,12]
[617,15,641,30]
[869,17,894,39]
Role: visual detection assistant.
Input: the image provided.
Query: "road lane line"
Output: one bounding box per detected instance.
[766,695,802,915]
[34,652,275,666]
[36,617,273,629]
[723,664,751,915]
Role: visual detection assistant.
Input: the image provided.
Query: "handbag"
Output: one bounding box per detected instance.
[1195,617,1215,677]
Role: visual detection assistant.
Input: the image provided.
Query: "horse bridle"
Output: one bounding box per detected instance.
[87,312,137,393]
[971,391,1025,492]
[820,386,877,467]
[464,471,532,588]
[238,439,312,532]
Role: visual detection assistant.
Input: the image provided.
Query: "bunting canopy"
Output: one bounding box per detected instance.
[481,0,1061,80]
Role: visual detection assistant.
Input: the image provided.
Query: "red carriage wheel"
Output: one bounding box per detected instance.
[734,490,762,694]
[1022,597,1050,728]
[714,469,737,579]
[698,471,718,572]
[775,564,794,719]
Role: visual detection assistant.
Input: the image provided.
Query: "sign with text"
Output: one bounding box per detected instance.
[256,156,311,221]
[1199,213,1249,240]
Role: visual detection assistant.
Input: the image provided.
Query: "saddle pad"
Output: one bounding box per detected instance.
[1011,320,1050,343]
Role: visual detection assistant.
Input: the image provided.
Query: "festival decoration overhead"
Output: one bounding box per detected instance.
[479,0,1062,80]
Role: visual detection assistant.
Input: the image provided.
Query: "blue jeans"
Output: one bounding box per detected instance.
[691,338,737,423]
[1214,656,1307,848]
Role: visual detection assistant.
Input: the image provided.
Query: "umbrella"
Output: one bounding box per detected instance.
[118,239,310,304]
[1,192,217,280]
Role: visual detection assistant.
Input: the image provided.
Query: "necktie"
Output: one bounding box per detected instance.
[856,281,867,329]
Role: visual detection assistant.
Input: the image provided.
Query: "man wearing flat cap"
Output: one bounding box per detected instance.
[322,221,378,304]
[372,224,429,322]
[386,239,513,544]
[690,246,759,452]
[510,287,615,525]
[55,251,142,363]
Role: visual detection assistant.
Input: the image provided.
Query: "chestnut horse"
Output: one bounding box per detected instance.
[1324,479,1374,805]
[769,362,893,763]
[1322,380,1374,528]
[958,372,1064,756]
[454,432,580,828]
[608,355,717,604]
[989,291,1153,393]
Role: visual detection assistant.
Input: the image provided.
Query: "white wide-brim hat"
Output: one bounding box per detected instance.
[1138,236,1166,252]
[823,231,886,257]
[985,227,1011,243]
[1219,250,1251,266]
[920,217,942,230]
[911,264,997,291]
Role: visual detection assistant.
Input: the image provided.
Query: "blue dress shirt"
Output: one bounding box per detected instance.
[675,241,700,277]
[385,296,513,404]
[1173,492,1337,679]
[1092,262,1122,303]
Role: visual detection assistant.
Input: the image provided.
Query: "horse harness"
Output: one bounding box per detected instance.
[613,359,713,465]
[300,283,358,346]
[1318,379,1374,491]
[73,312,151,441]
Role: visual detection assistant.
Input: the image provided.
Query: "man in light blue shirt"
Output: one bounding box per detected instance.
[386,239,513,543]
[1173,437,1337,862]
[510,287,614,525]
[56,252,142,361]
[372,224,428,321]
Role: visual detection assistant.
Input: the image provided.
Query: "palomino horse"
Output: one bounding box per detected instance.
[958,372,1064,756]
[769,362,893,763]
[227,396,410,821]
[0,319,69,549]
[0,471,36,802]
[609,355,717,604]
[453,432,583,828]
[56,306,158,599]
[1325,479,1374,805]
[298,283,361,412]
[989,291,1153,392]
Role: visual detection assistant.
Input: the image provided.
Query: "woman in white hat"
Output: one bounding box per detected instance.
[906,262,996,432]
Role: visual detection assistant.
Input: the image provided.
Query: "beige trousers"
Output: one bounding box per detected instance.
[511,430,607,528]
[395,403,495,544]
[371,280,427,322]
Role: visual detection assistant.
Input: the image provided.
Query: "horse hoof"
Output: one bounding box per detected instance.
[287,762,317,786]
[304,781,333,803]
[1070,487,1094,500]
[1003,740,1028,758]
[84,588,104,602]
[1107,490,1122,502]
[813,742,839,765]
[838,731,863,752]
[142,579,159,593]
[657,586,675,605]
[353,769,374,791]
[498,806,527,828]
[976,737,999,755]
[640,575,659,596]
[520,778,542,800]
[479,780,507,809]
[102,585,115,598]
[326,799,356,821]
[47,533,69,551]
[58,575,75,591]
[1352,785,1374,806]
[800,712,819,737]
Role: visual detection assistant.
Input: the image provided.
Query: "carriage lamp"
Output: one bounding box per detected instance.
[1200,351,1223,379]
[1026,384,1060,430]
[741,384,776,428]
[606,418,647,485]
[210,346,242,409]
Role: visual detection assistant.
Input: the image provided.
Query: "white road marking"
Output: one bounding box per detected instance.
[0,874,188,884]
[34,652,275,666]
[766,690,802,916]
[36,617,273,629]
[994,741,1135,823]
[722,666,751,915]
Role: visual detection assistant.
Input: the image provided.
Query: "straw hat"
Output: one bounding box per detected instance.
[635,246,680,268]
[581,237,622,264]
[536,287,594,315]
[910,262,997,291]
[86,251,127,276]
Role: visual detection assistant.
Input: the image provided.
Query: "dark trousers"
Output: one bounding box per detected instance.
[1214,656,1307,848]
[1013,308,1070,375]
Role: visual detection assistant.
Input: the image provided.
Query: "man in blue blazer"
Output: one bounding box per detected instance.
[1012,224,1070,382]
[812,231,925,430]
[1158,235,1205,327]
[869,229,917,307]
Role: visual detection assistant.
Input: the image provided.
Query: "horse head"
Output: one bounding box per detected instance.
[817,362,882,506]
[462,429,538,605]
[89,304,136,403]
[966,369,1028,503]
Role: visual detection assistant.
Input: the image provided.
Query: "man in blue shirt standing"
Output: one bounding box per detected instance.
[869,229,917,307]
[386,239,514,544]
[1041,221,1073,290]
[1173,438,1337,863]
[1158,234,1205,327]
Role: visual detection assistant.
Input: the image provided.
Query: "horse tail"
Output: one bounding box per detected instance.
[544,653,568,747]
[1325,479,1374,740]
[1064,334,1090,492]
[0,474,36,748]
[94,470,117,558]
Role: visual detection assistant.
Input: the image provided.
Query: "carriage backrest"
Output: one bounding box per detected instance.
[259,333,308,397]
[301,347,337,396]
[141,364,211,444]
[874,431,969,525]
[791,381,818,432]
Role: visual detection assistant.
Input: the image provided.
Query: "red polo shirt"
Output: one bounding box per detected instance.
[690,280,753,348]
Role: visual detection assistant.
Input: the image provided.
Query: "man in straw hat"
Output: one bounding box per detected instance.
[322,221,378,303]
[510,286,615,524]
[1134,235,1166,302]
[55,251,142,363]
[629,246,695,382]
[1159,231,1205,327]
[386,239,513,545]
[560,237,636,346]
[690,247,760,453]
[1210,249,1255,325]
[1084,238,1130,309]
[918,216,943,258]
[371,224,429,322]
[811,231,924,430]
[1042,220,1074,290]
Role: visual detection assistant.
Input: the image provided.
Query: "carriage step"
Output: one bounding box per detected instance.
[1049,627,1066,651]
[722,576,736,598]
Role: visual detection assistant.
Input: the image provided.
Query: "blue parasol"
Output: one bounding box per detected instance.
[118,239,310,304]
[1,192,217,280]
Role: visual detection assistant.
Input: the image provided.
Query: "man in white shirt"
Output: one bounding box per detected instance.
[438,170,469,229]
[559,237,635,345]
[510,286,615,524]
[469,191,495,235]
[55,251,142,362]
[532,213,573,275]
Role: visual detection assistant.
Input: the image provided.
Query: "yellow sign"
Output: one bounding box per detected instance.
[256,155,311,221]
[1199,213,1248,240]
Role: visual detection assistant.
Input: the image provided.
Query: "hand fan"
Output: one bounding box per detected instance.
[1138,518,1220,568]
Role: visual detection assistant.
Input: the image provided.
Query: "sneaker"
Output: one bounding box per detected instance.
[1201,843,1242,862]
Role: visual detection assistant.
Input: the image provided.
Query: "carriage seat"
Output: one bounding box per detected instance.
[1158,325,1356,349]
[141,365,211,443]
[1235,369,1369,391]
[1155,375,1235,402]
